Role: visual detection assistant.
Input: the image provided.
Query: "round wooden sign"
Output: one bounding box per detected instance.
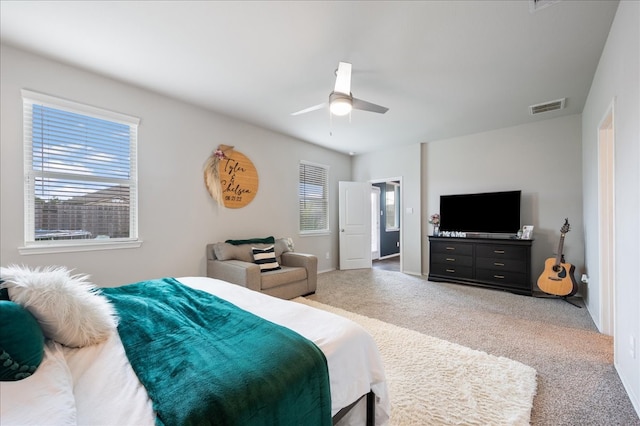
[218,150,258,208]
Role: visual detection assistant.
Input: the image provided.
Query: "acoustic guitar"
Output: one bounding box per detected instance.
[537,218,578,297]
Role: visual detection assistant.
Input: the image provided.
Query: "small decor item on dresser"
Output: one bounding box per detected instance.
[520,225,534,240]
[428,213,440,236]
[438,231,466,238]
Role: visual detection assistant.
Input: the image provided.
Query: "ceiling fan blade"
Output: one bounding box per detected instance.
[352,97,389,114]
[290,102,327,116]
[334,62,352,95]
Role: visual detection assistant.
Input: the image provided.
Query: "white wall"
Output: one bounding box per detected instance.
[0,45,351,286]
[352,144,423,275]
[421,115,584,284]
[581,0,639,413]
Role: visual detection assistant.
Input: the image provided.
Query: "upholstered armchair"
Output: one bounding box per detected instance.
[206,237,317,300]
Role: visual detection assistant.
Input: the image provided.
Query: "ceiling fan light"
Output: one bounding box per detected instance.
[330,98,352,116]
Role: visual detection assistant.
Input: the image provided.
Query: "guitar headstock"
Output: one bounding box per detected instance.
[560,218,571,235]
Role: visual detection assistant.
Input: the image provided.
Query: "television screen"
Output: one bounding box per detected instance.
[439,190,521,234]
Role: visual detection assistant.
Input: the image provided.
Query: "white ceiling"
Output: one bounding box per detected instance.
[0,1,619,155]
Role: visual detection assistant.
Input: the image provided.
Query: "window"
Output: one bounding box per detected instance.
[299,161,329,233]
[385,182,400,231]
[21,90,140,253]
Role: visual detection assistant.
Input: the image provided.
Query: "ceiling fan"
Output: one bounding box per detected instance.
[291,62,389,117]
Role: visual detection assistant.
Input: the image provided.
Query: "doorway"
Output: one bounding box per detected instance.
[371,186,381,261]
[371,179,401,272]
[598,101,615,336]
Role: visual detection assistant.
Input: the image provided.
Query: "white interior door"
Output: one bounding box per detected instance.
[371,186,380,261]
[339,181,372,270]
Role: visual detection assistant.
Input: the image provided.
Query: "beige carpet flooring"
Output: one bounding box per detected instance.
[296,297,537,425]
[309,268,639,426]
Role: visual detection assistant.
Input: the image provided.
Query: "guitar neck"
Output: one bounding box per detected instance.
[555,234,566,265]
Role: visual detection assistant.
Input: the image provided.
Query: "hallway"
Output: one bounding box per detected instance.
[372,256,400,272]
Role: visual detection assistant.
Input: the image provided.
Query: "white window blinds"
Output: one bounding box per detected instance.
[22,90,139,247]
[299,161,329,233]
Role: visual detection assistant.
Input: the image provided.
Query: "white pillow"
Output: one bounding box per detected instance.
[0,265,118,348]
[0,340,77,426]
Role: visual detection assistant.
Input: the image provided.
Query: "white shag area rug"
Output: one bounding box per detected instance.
[294,298,537,426]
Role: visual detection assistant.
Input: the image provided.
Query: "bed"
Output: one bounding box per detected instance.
[0,271,390,426]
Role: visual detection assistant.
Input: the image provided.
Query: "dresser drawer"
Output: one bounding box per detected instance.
[430,241,473,256]
[476,257,526,273]
[430,264,473,279]
[431,252,473,267]
[476,268,528,288]
[476,244,527,260]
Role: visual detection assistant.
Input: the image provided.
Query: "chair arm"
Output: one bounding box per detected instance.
[206,243,217,260]
[207,259,261,292]
[281,252,318,292]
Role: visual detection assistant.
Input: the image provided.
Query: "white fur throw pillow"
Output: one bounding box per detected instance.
[0,265,118,348]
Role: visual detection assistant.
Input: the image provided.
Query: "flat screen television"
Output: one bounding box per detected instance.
[439,190,521,235]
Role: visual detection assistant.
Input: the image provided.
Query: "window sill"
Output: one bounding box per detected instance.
[299,231,331,237]
[18,239,143,255]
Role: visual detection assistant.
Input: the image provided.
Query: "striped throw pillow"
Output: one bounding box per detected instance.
[252,245,281,272]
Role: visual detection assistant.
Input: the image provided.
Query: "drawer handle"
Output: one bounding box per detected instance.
[445,247,456,251]
[446,258,456,262]
[494,262,504,266]
[446,269,456,273]
[494,250,505,254]
[493,274,505,279]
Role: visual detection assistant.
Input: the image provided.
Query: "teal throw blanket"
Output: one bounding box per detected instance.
[225,236,275,246]
[102,278,331,426]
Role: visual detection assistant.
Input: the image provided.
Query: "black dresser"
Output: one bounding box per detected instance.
[428,236,533,296]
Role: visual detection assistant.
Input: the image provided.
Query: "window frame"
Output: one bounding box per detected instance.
[298,160,330,235]
[19,90,142,255]
[385,182,400,232]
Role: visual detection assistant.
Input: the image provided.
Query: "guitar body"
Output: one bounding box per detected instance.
[537,219,578,298]
[537,257,578,297]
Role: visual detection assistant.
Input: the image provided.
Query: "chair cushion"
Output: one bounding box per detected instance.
[213,243,255,262]
[260,267,307,290]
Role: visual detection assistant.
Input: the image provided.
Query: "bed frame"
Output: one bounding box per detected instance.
[332,391,375,426]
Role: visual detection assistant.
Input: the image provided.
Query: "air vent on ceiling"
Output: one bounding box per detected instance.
[529,98,566,115]
[529,0,561,13]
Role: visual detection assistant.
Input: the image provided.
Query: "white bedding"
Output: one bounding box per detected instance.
[1,276,390,425]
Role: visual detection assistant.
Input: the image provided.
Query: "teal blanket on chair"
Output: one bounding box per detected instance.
[102,278,331,426]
